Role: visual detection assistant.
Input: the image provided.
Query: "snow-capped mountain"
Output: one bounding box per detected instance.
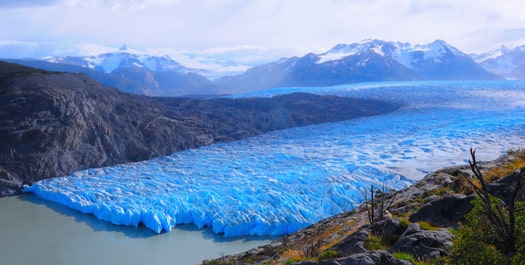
[318,39,464,66]
[3,40,508,96]
[7,46,224,96]
[216,39,500,92]
[44,45,192,74]
[473,45,525,80]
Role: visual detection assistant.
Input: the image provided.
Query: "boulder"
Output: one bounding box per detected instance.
[390,223,453,260]
[370,218,405,238]
[330,227,369,256]
[487,168,525,204]
[409,194,475,228]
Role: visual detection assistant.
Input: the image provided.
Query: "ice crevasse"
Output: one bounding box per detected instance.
[24,80,525,236]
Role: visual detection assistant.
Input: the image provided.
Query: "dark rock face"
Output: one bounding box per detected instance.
[331,227,370,256]
[487,168,525,204]
[370,218,406,238]
[0,61,400,196]
[409,194,475,228]
[389,223,453,260]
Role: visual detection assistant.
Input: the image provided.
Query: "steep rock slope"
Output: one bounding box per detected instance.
[0,61,400,196]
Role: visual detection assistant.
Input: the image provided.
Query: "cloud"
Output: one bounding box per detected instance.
[1,0,525,60]
[0,0,63,8]
[101,0,180,9]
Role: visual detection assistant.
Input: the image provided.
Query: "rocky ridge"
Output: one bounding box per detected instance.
[0,61,400,196]
[202,154,525,264]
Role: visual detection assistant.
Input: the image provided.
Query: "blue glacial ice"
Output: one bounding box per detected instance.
[24,80,525,237]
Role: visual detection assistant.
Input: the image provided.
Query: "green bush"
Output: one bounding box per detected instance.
[392,252,425,265]
[399,218,410,231]
[449,228,508,265]
[449,197,525,264]
[417,221,439,230]
[364,234,391,250]
[317,250,341,261]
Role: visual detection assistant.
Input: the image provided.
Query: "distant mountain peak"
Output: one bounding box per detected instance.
[119,44,129,51]
[216,39,500,91]
[317,39,468,66]
[425,39,464,57]
[475,43,525,79]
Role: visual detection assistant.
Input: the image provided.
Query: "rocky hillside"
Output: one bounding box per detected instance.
[203,152,525,264]
[0,61,400,196]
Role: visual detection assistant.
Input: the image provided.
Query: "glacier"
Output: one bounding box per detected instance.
[24,80,525,237]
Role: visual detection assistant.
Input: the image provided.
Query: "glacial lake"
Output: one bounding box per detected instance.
[0,194,273,265]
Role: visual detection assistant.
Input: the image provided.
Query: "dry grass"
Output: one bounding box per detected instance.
[281,249,305,262]
[454,152,525,195]
[484,158,525,182]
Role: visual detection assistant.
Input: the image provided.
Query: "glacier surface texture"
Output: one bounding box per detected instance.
[25,81,525,236]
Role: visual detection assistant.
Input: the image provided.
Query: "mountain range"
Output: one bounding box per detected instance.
[4,39,523,96]
[472,44,525,80]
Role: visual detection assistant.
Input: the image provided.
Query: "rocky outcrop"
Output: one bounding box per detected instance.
[389,223,453,260]
[487,168,525,204]
[0,61,400,196]
[331,227,369,256]
[409,194,475,228]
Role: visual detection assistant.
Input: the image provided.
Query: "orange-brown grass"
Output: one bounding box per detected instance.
[484,158,525,182]
[281,249,305,262]
[456,155,525,195]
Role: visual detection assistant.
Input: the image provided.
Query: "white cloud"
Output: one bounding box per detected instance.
[1,0,525,60]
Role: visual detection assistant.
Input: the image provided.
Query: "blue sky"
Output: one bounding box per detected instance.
[1,0,525,64]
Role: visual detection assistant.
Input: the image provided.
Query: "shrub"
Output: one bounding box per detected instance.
[392,252,425,265]
[364,234,390,250]
[399,218,410,231]
[449,197,525,264]
[449,227,509,265]
[317,250,341,261]
[417,221,439,230]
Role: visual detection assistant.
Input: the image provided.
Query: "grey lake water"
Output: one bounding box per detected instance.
[0,195,273,265]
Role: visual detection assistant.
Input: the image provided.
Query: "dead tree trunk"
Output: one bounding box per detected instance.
[467,148,524,257]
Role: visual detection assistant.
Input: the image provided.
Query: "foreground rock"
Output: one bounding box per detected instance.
[389,223,453,260]
[0,61,400,196]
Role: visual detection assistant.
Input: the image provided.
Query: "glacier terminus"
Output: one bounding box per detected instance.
[24,80,525,237]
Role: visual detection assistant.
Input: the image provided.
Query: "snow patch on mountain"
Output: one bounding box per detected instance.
[474,44,525,80]
[317,39,467,68]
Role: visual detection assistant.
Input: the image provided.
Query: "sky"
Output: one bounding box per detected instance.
[1,0,525,65]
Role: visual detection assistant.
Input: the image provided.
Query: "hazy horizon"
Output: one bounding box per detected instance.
[1,0,525,65]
